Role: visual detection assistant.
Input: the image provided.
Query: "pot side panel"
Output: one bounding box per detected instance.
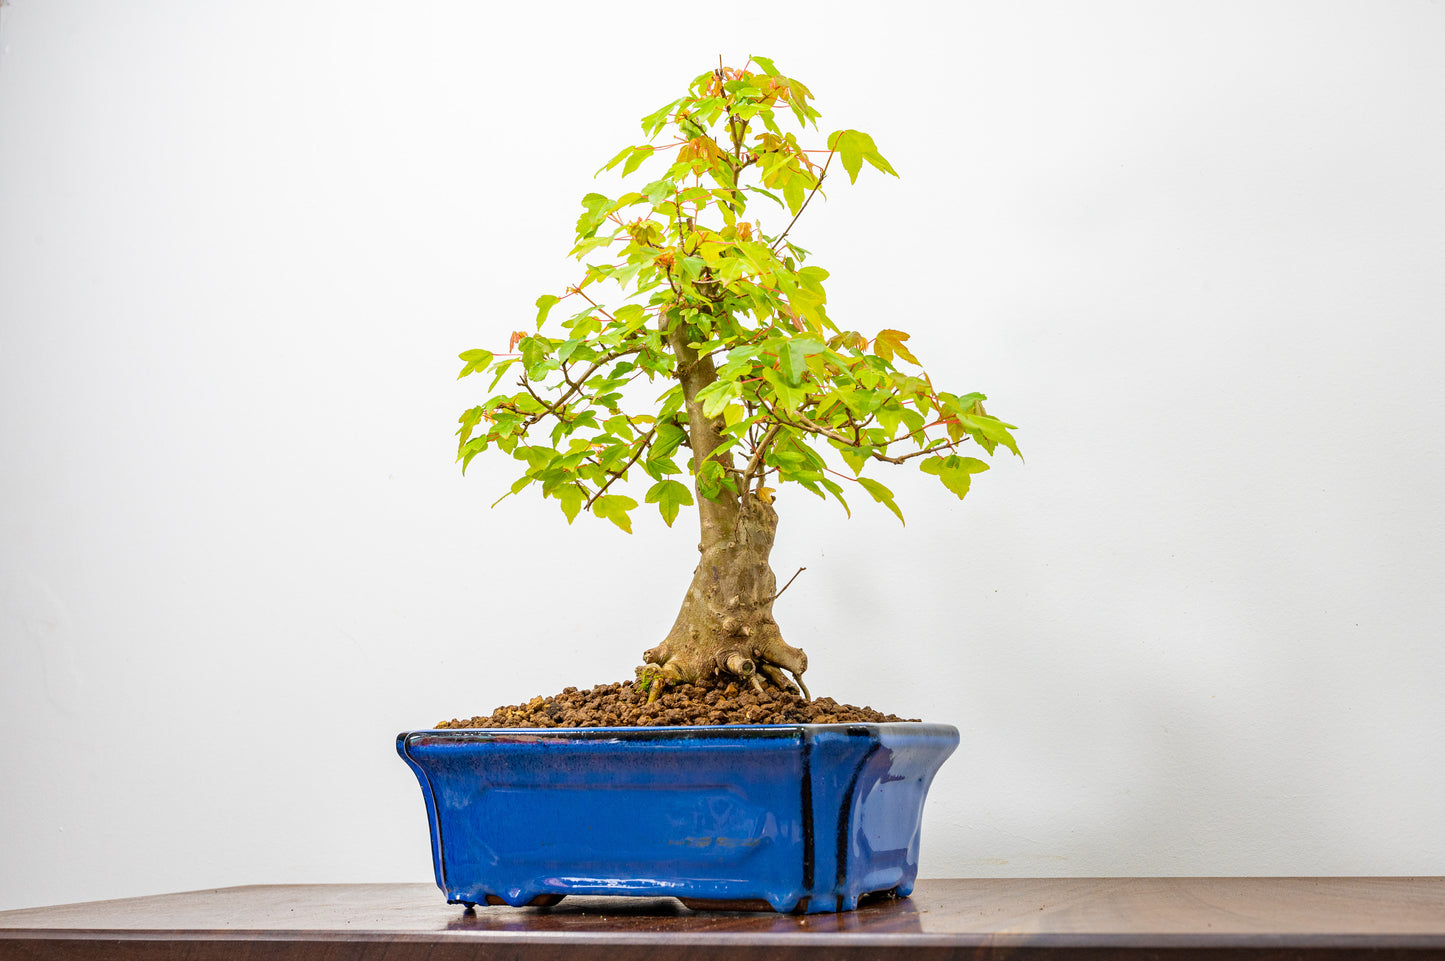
[402,733,809,910]
[804,724,959,911]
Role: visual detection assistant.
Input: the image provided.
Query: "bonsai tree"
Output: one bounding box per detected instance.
[456,58,1019,701]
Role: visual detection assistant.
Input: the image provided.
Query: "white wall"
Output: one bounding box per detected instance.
[2,0,1443,911]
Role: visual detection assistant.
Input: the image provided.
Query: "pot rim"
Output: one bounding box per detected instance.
[399,721,959,742]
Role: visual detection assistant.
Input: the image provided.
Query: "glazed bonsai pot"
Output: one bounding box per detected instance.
[397,721,958,914]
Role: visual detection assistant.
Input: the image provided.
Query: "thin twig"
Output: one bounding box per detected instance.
[516,344,644,428]
[769,149,834,254]
[583,427,658,510]
[770,566,807,602]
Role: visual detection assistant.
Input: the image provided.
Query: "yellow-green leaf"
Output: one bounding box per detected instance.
[645,479,694,527]
[457,349,493,379]
[921,454,989,500]
[622,144,654,177]
[856,476,904,524]
[555,485,584,523]
[783,174,806,216]
[592,494,638,533]
[873,329,920,366]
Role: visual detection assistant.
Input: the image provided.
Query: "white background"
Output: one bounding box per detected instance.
[2,0,1443,912]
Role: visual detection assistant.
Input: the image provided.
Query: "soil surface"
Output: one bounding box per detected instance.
[436,676,917,729]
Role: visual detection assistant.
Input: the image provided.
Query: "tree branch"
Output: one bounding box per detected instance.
[761,399,855,447]
[583,427,657,510]
[869,436,969,465]
[517,376,573,423]
[519,344,646,428]
[769,149,834,254]
[739,421,782,488]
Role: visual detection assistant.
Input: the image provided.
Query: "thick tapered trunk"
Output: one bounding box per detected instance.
[641,491,808,695]
[638,324,809,697]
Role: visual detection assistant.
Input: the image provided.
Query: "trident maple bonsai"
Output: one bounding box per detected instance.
[456,58,1018,702]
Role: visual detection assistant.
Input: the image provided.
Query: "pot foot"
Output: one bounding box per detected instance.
[482,893,566,907]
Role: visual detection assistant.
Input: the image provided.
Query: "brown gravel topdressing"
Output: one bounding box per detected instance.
[436,676,917,729]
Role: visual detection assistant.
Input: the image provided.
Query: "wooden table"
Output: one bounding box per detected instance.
[2,878,1443,960]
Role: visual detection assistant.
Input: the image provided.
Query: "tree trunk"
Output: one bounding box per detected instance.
[637,322,810,698]
[640,491,809,696]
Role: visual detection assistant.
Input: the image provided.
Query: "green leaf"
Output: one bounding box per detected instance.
[592,494,638,533]
[649,421,687,463]
[856,476,905,524]
[622,144,654,177]
[956,412,1021,458]
[641,178,673,205]
[645,478,694,527]
[457,406,484,444]
[781,336,826,386]
[612,303,648,331]
[744,184,785,209]
[760,367,806,412]
[826,129,896,184]
[459,437,486,473]
[875,401,905,441]
[598,144,635,175]
[640,98,681,138]
[827,129,864,184]
[866,150,898,177]
[555,337,586,363]
[921,454,989,500]
[520,336,555,379]
[783,174,806,215]
[512,445,555,472]
[535,295,560,329]
[696,378,743,419]
[679,255,706,283]
[797,264,829,295]
[485,354,514,387]
[828,438,871,475]
[575,192,612,239]
[457,348,493,379]
[554,484,584,523]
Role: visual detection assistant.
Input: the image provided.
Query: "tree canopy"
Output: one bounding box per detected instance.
[456,57,1018,533]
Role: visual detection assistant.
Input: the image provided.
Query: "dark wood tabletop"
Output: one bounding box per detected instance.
[2,878,1443,960]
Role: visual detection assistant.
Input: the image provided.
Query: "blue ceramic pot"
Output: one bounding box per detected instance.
[397,722,958,914]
